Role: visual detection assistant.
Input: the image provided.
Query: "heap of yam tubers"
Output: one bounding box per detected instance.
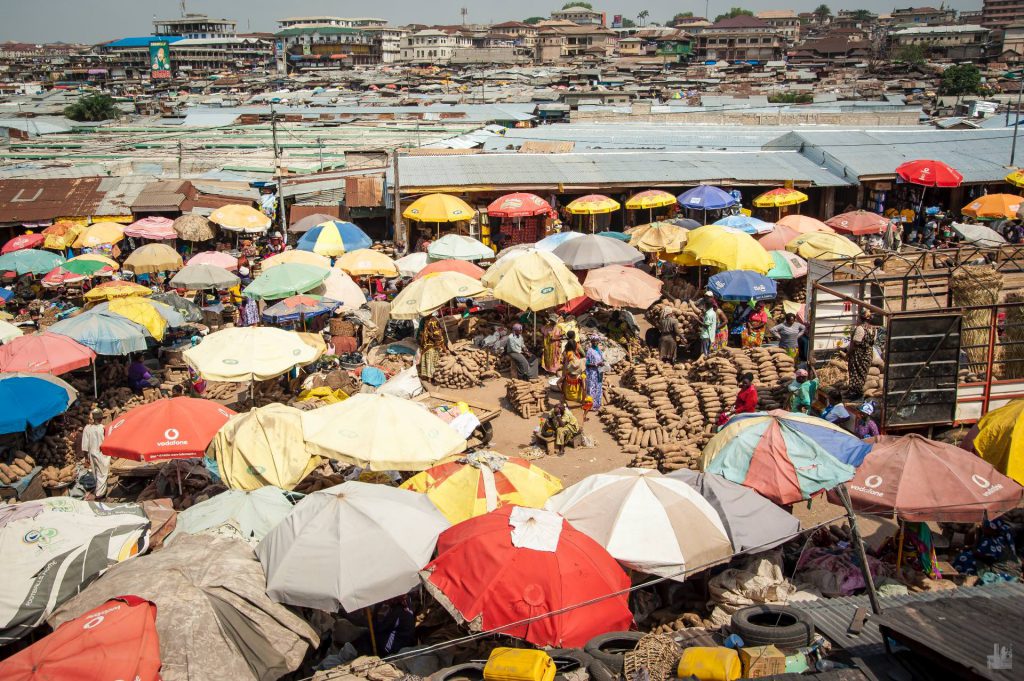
[506,378,549,419]
[0,455,36,485]
[428,341,501,390]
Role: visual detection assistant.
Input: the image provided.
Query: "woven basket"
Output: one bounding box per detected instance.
[623,633,681,681]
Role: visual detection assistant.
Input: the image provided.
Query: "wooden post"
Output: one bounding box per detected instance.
[836,484,883,615]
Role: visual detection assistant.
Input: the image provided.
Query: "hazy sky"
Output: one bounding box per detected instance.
[3,0,983,44]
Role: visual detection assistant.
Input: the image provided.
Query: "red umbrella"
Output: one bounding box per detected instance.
[895,159,963,188]
[487,193,555,219]
[2,233,46,254]
[0,332,95,375]
[826,210,890,236]
[421,505,633,647]
[412,259,485,281]
[101,397,236,461]
[0,595,160,681]
[834,434,1023,522]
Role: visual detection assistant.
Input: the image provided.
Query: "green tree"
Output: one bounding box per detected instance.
[672,12,694,24]
[561,2,592,8]
[714,7,753,22]
[894,44,926,66]
[940,64,982,98]
[621,18,636,27]
[814,4,832,23]
[63,93,120,122]
[523,16,545,24]
[638,9,649,26]
[851,9,874,21]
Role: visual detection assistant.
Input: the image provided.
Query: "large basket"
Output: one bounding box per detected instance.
[623,633,681,681]
[330,318,357,337]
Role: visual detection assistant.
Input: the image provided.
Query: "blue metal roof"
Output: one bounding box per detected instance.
[103,36,184,48]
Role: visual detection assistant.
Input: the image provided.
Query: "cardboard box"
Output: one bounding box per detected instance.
[738,645,786,678]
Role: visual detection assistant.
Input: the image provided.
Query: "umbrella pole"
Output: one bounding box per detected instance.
[896,520,905,573]
[92,359,98,399]
[836,483,883,615]
[365,607,378,656]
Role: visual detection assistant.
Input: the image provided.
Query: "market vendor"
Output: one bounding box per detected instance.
[852,402,879,439]
[771,313,806,359]
[657,307,680,363]
[537,403,580,456]
[506,323,533,379]
[788,369,818,413]
[718,372,758,427]
[418,315,448,383]
[81,409,109,499]
[127,355,159,394]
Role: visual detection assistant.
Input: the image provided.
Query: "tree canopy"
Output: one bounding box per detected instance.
[523,16,545,24]
[621,18,636,27]
[894,44,926,66]
[714,8,753,22]
[64,93,120,122]
[561,2,592,9]
[814,4,832,21]
[850,9,874,20]
[940,64,982,97]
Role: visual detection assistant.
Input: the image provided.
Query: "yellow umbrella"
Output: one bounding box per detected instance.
[486,250,584,311]
[83,281,153,301]
[401,452,562,524]
[67,253,119,271]
[625,190,677,211]
[123,243,184,275]
[973,399,1024,485]
[786,232,864,260]
[335,249,399,277]
[262,250,331,270]
[629,221,688,253]
[73,222,125,248]
[753,188,809,208]
[961,193,1024,219]
[390,272,489,319]
[565,194,621,215]
[681,225,774,274]
[106,298,168,340]
[211,404,321,491]
[184,326,318,382]
[1006,169,1024,188]
[402,193,475,223]
[209,204,272,233]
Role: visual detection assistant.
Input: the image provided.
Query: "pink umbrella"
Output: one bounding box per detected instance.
[124,217,176,240]
[187,251,238,270]
[756,225,803,251]
[0,332,96,375]
[2,233,46,254]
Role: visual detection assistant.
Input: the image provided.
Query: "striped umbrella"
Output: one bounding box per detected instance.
[296,221,372,257]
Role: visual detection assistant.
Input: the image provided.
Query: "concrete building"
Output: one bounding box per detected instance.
[1000,21,1024,57]
[361,26,409,63]
[889,24,990,60]
[154,14,236,39]
[983,0,1024,28]
[550,6,605,26]
[490,21,539,49]
[275,26,380,68]
[277,17,387,29]
[756,10,801,43]
[696,16,783,63]
[535,21,615,62]
[890,6,958,26]
[399,30,472,64]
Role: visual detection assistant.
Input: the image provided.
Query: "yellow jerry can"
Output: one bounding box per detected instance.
[483,648,556,681]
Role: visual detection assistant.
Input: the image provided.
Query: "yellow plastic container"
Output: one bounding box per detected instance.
[677,647,741,681]
[483,648,555,681]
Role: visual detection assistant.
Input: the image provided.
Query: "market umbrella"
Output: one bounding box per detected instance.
[335,249,399,277]
[123,243,183,275]
[666,217,703,230]
[290,212,338,234]
[545,468,733,580]
[667,469,801,554]
[677,185,736,224]
[260,482,449,613]
[403,193,475,223]
[427,234,494,261]
[391,271,488,320]
[487,192,554,219]
[95,299,181,341]
[896,159,963,187]
[766,250,809,280]
[187,251,238,270]
[48,311,150,355]
[262,249,331,270]
[701,410,863,506]
[61,258,114,277]
[753,188,808,209]
[0,372,77,434]
[625,189,676,211]
[262,295,340,324]
[101,397,236,462]
[484,250,585,312]
[421,505,633,648]
[1006,169,1024,188]
[208,204,272,233]
[303,393,467,470]
[951,222,1006,247]
[1,233,45,254]
[0,332,95,375]
[125,216,176,240]
[714,214,775,235]
[185,327,318,382]
[582,264,663,309]
[566,195,620,234]
[971,399,1024,484]
[596,231,631,242]
[414,258,485,281]
[0,249,65,276]
[41,221,83,251]
[402,451,562,524]
[310,269,366,309]
[168,486,295,546]
[42,264,111,288]
[777,214,834,233]
[961,193,1024,219]
[170,263,240,290]
[151,292,203,322]
[708,270,777,301]
[48,534,319,681]
[756,225,803,251]
[787,232,865,260]
[826,210,889,235]
[681,225,774,274]
[68,253,119,271]
[628,221,688,254]
[551,233,643,270]
[297,220,372,257]
[72,222,125,248]
[83,280,153,302]
[243,263,329,300]
[211,404,321,491]
[0,321,21,344]
[395,252,430,277]
[0,596,160,681]
[172,214,216,241]
[535,231,583,252]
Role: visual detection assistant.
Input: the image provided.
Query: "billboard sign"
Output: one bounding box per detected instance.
[612,14,622,28]
[149,40,171,79]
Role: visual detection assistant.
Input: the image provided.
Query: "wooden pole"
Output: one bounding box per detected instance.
[836,483,883,615]
[365,607,378,656]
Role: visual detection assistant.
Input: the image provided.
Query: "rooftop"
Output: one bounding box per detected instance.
[102,36,185,48]
[756,10,798,19]
[275,26,366,37]
[709,16,773,30]
[893,24,988,35]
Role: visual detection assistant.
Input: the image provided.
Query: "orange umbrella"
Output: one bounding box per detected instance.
[776,214,834,234]
[826,211,889,236]
[583,265,663,309]
[413,259,485,281]
[961,194,1024,219]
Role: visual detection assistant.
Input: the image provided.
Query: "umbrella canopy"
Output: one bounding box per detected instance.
[766,250,809,280]
[2,233,45,254]
[68,253,119,271]
[756,224,803,251]
[961,193,1024,219]
[0,249,65,276]
[484,250,585,312]
[667,469,801,554]
[596,231,631,242]
[677,185,736,211]
[0,321,22,344]
[0,372,77,433]
[666,217,703,230]
[297,220,372,256]
[259,482,451,612]
[951,221,1006,247]
[187,251,238,270]
[48,311,149,355]
[391,272,488,320]
[125,216,176,240]
[208,204,272,233]
[335,249,399,277]
[262,295,340,323]
[545,468,733,580]
[413,258,485,281]
[826,210,889,235]
[1007,169,1024,188]
[427,234,494,261]
[535,231,583,252]
[48,534,319,681]
[403,452,562,524]
[702,410,862,506]
[41,266,99,288]
[151,292,203,322]
[290,212,338,233]
[172,214,216,241]
[681,225,774,274]
[185,326,318,382]
[243,263,328,300]
[169,486,294,545]
[262,249,331,270]
[56,259,113,278]
[303,393,467,470]
[0,332,95,375]
[0,596,160,681]
[41,221,83,250]
[83,280,152,301]
[211,404,321,491]
[777,214,834,233]
[753,188,808,208]
[101,397,236,462]
[395,251,430,277]
[629,221,689,253]
[403,194,475,223]
[487,193,554,219]
[72,222,125,248]
[310,269,366,309]
[787,232,864,260]
[714,215,775,235]
[100,298,181,341]
[896,159,963,187]
[582,264,663,309]
[971,399,1024,484]
[421,505,633,647]
[170,263,239,290]
[123,243,183,275]
[565,194,620,215]
[708,270,778,301]
[551,233,643,270]
[625,189,677,210]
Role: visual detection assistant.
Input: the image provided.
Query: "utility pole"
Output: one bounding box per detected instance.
[392,149,405,254]
[177,139,183,178]
[270,106,288,239]
[1011,72,1024,167]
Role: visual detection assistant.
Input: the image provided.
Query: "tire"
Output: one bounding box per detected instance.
[475,421,494,446]
[586,658,618,681]
[729,604,815,649]
[584,631,644,672]
[428,662,486,681]
[548,648,595,681]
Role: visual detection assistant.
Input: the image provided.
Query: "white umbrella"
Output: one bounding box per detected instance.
[395,252,430,277]
[311,269,366,310]
[951,222,1007,247]
[184,327,318,382]
[427,234,493,261]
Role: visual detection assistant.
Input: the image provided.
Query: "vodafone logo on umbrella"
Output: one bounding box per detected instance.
[852,474,885,497]
[972,473,1006,497]
[156,427,189,447]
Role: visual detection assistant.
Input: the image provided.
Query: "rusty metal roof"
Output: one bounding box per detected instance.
[0,178,104,223]
[132,180,191,212]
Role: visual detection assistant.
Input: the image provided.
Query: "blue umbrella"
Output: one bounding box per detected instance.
[48,311,150,355]
[536,231,584,251]
[0,372,77,433]
[677,186,737,211]
[714,215,775,235]
[666,217,701,230]
[708,270,777,302]
[297,221,372,256]
[596,231,632,242]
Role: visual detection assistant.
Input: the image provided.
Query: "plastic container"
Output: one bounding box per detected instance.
[483,648,555,681]
[676,647,741,681]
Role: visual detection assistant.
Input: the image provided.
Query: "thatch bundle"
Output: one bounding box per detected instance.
[1000,291,1024,379]
[951,265,1003,374]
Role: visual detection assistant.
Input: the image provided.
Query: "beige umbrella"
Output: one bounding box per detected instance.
[335,249,399,277]
[484,250,584,312]
[123,243,184,275]
[390,272,489,319]
[172,214,216,241]
[184,327,318,382]
[262,250,331,270]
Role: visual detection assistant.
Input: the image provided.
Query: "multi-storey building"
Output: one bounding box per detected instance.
[275,26,380,68]
[696,16,783,63]
[399,30,472,64]
[756,10,801,43]
[490,21,539,50]
[890,6,958,25]
[277,17,388,29]
[983,0,1024,28]
[550,6,605,26]
[154,14,236,39]
[889,23,990,59]
[535,21,615,62]
[361,26,409,63]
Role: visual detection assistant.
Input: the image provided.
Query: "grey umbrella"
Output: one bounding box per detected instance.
[290,213,338,233]
[170,263,240,290]
[151,292,204,323]
[551,233,644,270]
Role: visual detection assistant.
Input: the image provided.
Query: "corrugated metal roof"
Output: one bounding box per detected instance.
[0,178,105,222]
[0,118,72,135]
[183,104,535,123]
[95,175,153,215]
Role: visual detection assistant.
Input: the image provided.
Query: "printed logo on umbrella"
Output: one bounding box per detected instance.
[23,527,59,545]
[541,286,555,294]
[501,198,524,209]
[156,428,188,447]
[852,474,885,497]
[973,473,1006,497]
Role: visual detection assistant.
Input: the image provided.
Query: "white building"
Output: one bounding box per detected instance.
[362,26,409,63]
[550,6,605,26]
[154,14,235,39]
[278,16,388,29]
[399,30,472,64]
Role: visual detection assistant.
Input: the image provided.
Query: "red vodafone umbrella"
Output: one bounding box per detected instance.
[825,210,890,236]
[421,505,633,647]
[895,159,963,188]
[0,595,160,681]
[487,193,555,219]
[835,434,1023,522]
[2,233,46,254]
[101,397,236,461]
[0,332,96,375]
[412,259,485,281]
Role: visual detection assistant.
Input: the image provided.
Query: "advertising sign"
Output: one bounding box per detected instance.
[149,41,171,79]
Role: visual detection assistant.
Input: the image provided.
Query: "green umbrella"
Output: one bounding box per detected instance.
[242,263,329,301]
[62,259,111,276]
[0,249,65,275]
[766,250,809,280]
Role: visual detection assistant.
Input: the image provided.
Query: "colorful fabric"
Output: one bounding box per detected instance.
[585,346,604,411]
[562,350,586,403]
[541,324,564,374]
[848,324,876,394]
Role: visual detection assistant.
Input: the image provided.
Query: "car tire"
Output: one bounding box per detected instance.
[428,662,486,681]
[729,604,815,648]
[547,648,595,681]
[583,631,644,672]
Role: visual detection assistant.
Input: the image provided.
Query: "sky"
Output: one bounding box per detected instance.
[2,0,983,44]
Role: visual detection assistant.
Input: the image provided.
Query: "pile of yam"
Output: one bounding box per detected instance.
[644,299,703,340]
[0,455,36,485]
[39,464,76,488]
[430,341,500,390]
[506,378,548,418]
